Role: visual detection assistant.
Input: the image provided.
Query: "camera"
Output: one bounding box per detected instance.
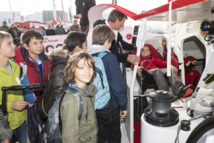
[201,21,214,34]
[200,20,214,43]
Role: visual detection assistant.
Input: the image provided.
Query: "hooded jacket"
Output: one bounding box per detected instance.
[138,56,167,70]
[0,60,26,130]
[43,48,69,117]
[60,83,98,143]
[87,45,127,111]
[14,46,51,100]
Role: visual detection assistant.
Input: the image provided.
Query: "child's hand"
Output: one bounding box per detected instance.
[28,103,34,108]
[137,66,143,77]
[120,110,127,118]
[12,101,28,111]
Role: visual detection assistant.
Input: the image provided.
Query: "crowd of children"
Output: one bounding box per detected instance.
[0,9,194,143]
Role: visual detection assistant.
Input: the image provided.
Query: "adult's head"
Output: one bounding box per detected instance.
[48,24,52,29]
[2,21,7,26]
[32,25,36,30]
[10,23,16,28]
[73,20,78,26]
[107,9,128,30]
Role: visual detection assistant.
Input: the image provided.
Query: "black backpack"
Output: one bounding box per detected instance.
[46,86,83,143]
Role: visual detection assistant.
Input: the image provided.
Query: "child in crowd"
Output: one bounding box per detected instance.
[63,31,87,54]
[61,52,98,143]
[14,30,51,101]
[137,45,194,98]
[87,24,127,143]
[0,31,27,143]
[38,31,87,120]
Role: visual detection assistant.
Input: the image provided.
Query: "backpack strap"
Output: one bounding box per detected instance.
[67,87,84,123]
[59,87,83,124]
[92,51,110,59]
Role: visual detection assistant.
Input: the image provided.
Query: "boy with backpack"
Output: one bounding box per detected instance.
[87,24,127,143]
[60,52,98,142]
[38,32,87,120]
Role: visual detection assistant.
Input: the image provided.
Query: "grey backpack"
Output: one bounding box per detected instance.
[46,86,83,143]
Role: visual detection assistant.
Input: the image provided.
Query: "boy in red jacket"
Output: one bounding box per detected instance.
[14,30,51,101]
[137,45,193,98]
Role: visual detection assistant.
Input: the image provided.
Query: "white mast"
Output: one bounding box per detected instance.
[53,0,57,22]
[112,0,117,5]
[69,0,72,21]
[61,0,66,27]
[8,0,12,12]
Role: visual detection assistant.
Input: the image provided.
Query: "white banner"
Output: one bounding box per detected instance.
[43,35,67,54]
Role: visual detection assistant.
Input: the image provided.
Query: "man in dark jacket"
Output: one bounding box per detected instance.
[0,21,9,32]
[8,23,21,47]
[94,9,139,65]
[46,24,56,36]
[75,0,96,34]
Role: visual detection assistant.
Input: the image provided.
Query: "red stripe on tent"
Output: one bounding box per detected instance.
[95,0,206,20]
[133,0,206,20]
[93,4,137,20]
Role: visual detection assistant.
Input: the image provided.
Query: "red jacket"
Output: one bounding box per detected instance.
[14,46,51,100]
[132,56,167,70]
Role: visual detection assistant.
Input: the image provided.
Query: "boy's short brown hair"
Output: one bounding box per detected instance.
[64,51,96,84]
[0,31,12,48]
[92,24,115,45]
[22,30,43,46]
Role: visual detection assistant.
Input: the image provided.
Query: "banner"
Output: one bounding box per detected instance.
[43,35,67,54]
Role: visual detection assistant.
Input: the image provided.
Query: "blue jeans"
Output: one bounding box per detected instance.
[11,120,27,143]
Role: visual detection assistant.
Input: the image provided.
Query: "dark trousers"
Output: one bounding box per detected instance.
[149,68,184,95]
[96,105,121,143]
[11,120,27,143]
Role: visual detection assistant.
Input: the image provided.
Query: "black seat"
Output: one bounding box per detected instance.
[138,69,158,94]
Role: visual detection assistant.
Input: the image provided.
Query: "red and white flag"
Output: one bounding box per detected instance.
[12,12,15,22]
[56,11,61,25]
[69,8,72,21]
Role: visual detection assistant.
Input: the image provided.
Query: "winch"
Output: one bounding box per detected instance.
[144,90,179,127]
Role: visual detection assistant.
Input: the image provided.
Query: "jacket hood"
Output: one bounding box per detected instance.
[47,47,69,69]
[47,47,69,62]
[87,45,110,55]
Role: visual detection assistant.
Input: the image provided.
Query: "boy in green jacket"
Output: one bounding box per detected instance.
[0,31,28,143]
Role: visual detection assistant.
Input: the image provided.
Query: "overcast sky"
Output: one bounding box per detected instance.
[0,0,167,16]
